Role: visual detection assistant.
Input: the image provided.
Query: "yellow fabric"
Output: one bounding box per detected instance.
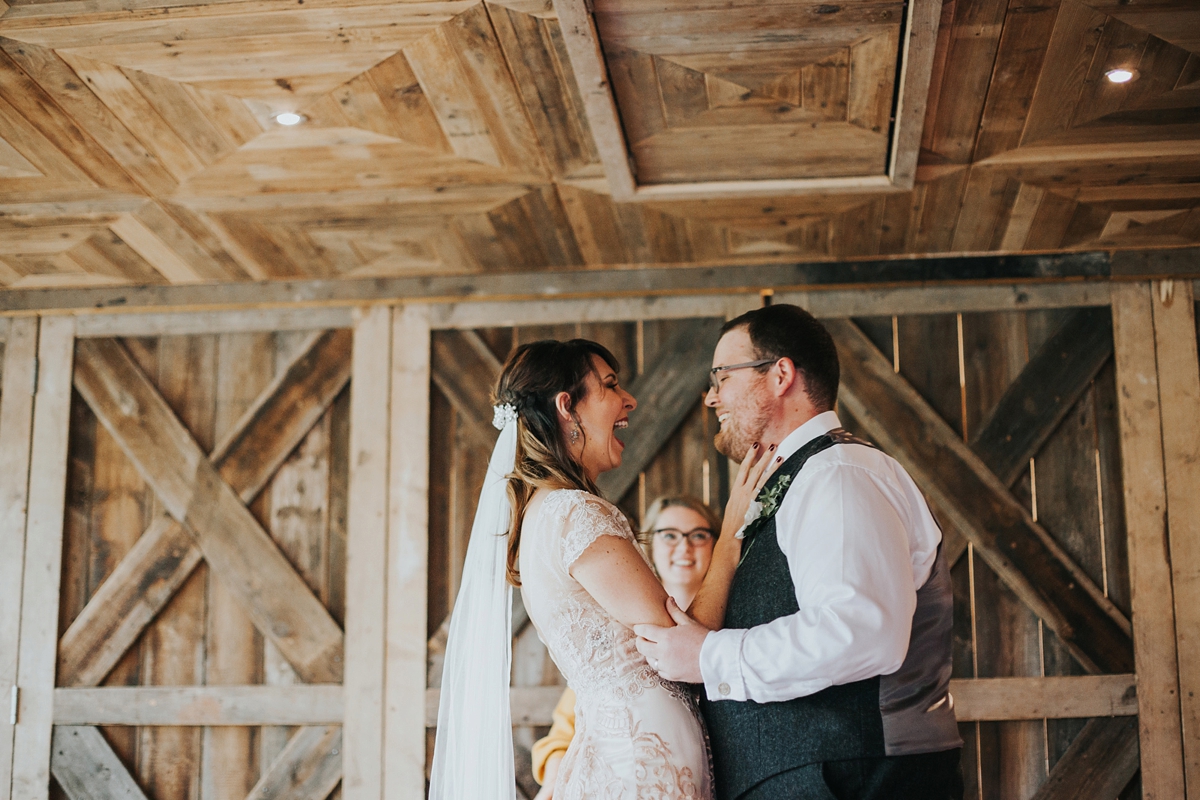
[531,687,576,785]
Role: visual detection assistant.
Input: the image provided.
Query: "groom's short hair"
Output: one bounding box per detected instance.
[720,304,839,411]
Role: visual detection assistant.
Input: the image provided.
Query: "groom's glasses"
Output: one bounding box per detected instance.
[653,527,715,546]
[708,359,777,393]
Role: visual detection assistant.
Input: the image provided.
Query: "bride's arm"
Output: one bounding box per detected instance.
[572,534,675,629]
[688,444,777,630]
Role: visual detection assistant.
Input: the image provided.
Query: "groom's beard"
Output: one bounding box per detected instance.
[713,393,771,462]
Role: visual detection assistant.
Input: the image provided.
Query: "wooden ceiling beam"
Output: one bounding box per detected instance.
[1,248,1174,315]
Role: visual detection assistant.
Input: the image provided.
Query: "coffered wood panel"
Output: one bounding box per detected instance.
[0,0,1196,293]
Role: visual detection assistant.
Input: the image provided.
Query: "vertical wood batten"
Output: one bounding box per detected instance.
[10,317,74,800]
[0,318,38,800]
[1151,280,1200,797]
[344,306,393,800]
[1111,282,1187,800]
[384,305,431,799]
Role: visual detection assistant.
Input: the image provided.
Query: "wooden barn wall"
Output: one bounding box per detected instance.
[4,281,1200,800]
[52,332,349,800]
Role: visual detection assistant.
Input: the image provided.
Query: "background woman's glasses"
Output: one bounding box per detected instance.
[653,528,715,546]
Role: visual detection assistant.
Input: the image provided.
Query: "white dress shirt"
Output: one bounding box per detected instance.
[699,411,943,703]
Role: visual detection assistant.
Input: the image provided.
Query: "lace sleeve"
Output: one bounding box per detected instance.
[550,491,635,570]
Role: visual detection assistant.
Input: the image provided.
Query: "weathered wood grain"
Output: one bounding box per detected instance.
[950,674,1137,721]
[596,317,724,499]
[1151,281,1200,797]
[57,329,352,688]
[970,307,1113,486]
[203,331,274,800]
[50,726,150,800]
[0,317,38,799]
[1111,281,1187,800]
[1028,717,1140,800]
[384,305,431,799]
[430,329,502,449]
[344,305,391,800]
[246,726,342,800]
[10,316,74,800]
[72,337,345,683]
[830,318,1133,675]
[53,686,343,726]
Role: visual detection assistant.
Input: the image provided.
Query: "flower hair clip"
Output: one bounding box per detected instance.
[492,403,518,430]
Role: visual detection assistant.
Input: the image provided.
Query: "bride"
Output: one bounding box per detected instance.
[430,338,771,800]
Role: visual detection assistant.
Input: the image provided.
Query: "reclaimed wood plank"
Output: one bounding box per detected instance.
[245,726,341,800]
[57,329,352,688]
[0,252,1118,315]
[10,316,75,800]
[971,307,1113,486]
[50,726,150,800]
[1028,717,1140,800]
[202,332,274,800]
[950,674,1137,722]
[596,317,724,499]
[343,305,391,800]
[1149,279,1200,797]
[0,317,38,799]
[384,305,430,799]
[53,686,343,726]
[72,337,345,683]
[830,318,1133,675]
[138,333,216,800]
[73,307,351,341]
[430,329,502,450]
[1111,281,1186,800]
[959,310,1043,800]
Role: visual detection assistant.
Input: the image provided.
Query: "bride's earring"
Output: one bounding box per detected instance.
[570,421,580,445]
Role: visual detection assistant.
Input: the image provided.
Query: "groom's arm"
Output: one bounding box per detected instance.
[699,460,931,703]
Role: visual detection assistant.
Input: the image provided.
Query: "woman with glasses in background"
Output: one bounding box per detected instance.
[532,496,722,800]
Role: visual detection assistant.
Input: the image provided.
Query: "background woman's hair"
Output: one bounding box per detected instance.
[494,338,620,586]
[637,496,722,571]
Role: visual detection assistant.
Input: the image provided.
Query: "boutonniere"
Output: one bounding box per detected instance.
[735,474,792,539]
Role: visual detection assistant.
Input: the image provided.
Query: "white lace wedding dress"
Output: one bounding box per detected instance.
[520,489,713,800]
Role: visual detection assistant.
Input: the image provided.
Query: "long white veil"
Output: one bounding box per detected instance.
[428,405,518,800]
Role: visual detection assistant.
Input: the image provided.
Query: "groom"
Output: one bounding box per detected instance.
[636,304,963,800]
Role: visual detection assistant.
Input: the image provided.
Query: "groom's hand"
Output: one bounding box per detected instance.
[634,597,709,684]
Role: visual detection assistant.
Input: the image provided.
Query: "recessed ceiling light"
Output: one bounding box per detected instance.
[275,112,306,126]
[1105,68,1136,84]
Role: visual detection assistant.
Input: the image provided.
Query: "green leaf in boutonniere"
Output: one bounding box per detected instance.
[758,474,792,519]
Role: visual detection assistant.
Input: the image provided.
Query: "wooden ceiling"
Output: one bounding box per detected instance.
[0,0,1197,292]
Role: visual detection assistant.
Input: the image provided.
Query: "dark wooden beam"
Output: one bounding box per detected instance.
[1029,717,1139,800]
[971,307,1113,487]
[0,251,1122,314]
[828,319,1133,674]
[430,329,502,450]
[597,317,725,500]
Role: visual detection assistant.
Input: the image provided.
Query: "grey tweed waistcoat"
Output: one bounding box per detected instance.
[700,430,961,800]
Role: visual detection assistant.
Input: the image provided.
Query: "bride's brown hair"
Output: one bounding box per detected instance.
[494,339,620,586]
